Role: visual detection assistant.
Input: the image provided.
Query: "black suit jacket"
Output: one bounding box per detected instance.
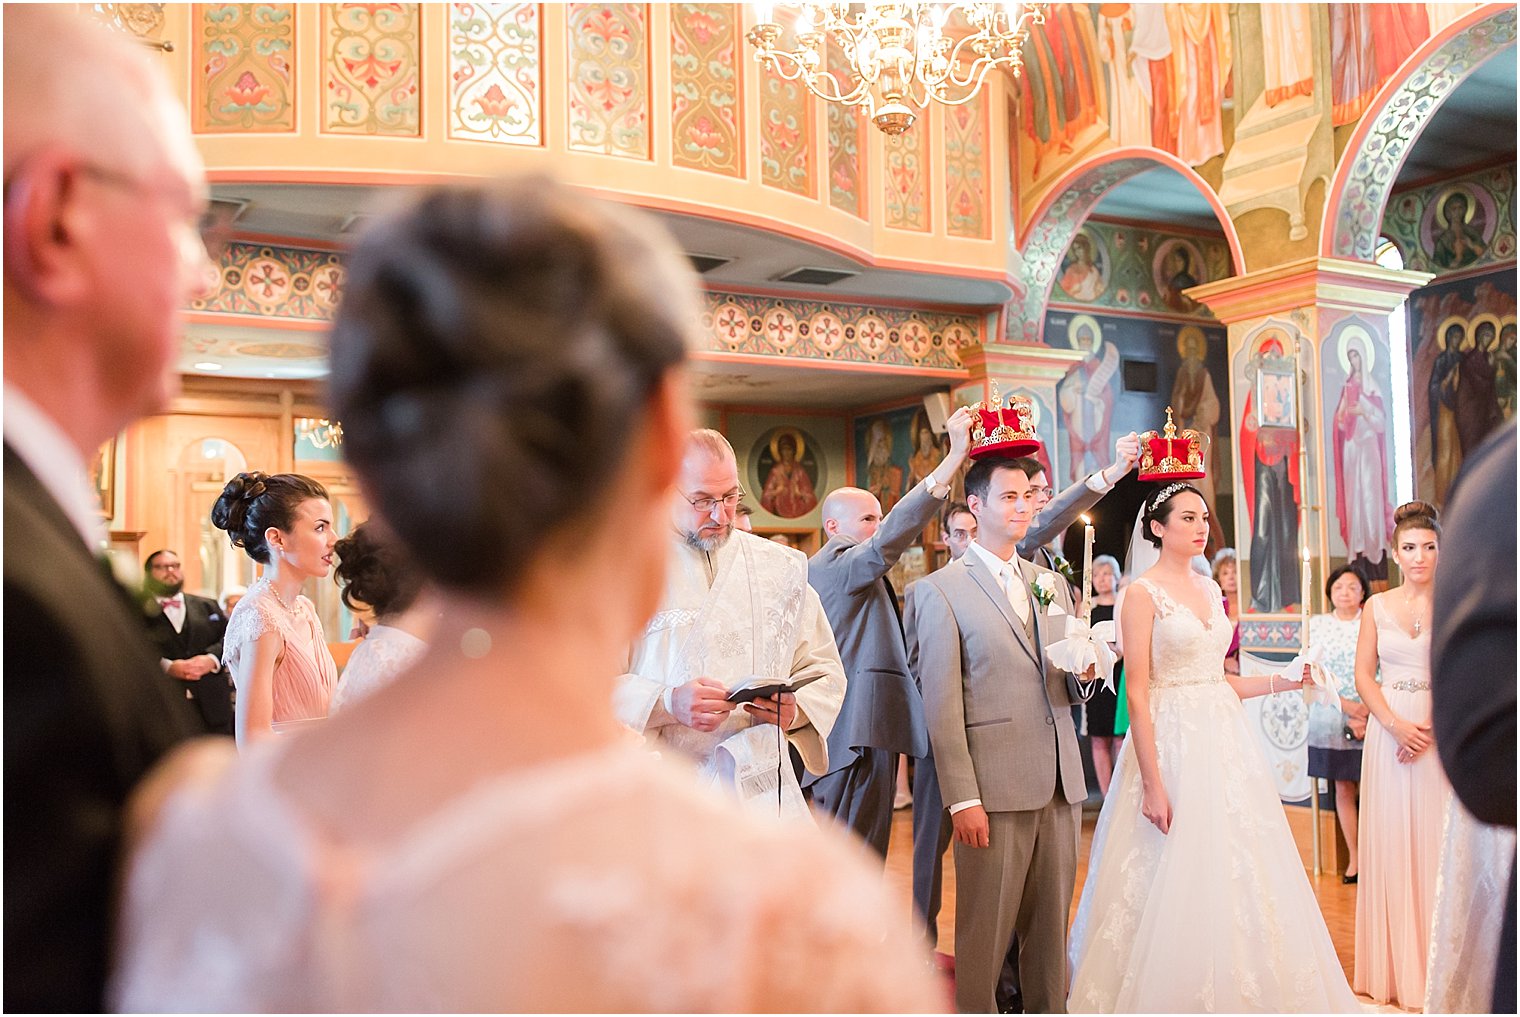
[3,445,192,1012]
[1430,423,1516,1013]
[146,592,235,735]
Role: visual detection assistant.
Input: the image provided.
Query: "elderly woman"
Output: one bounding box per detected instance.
[111,179,943,1012]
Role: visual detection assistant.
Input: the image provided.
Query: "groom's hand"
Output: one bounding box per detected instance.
[951,805,991,848]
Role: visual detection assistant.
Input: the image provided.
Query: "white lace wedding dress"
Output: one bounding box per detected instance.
[1067,577,1360,1012]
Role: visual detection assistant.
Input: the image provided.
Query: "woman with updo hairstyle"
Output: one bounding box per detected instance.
[113,178,942,1013]
[210,471,338,746]
[1069,483,1357,1010]
[328,521,432,714]
[1352,500,1459,1007]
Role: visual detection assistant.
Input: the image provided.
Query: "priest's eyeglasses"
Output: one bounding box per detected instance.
[680,489,745,514]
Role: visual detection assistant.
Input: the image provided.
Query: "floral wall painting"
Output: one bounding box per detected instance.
[670,3,742,176]
[1056,228,1109,302]
[1153,238,1207,314]
[566,3,651,159]
[1236,323,1303,614]
[192,3,296,133]
[448,2,543,146]
[753,426,821,519]
[322,3,421,136]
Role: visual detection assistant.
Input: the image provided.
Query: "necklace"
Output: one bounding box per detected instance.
[1403,587,1426,637]
[267,579,298,614]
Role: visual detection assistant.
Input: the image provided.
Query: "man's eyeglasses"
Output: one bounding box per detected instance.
[679,489,745,514]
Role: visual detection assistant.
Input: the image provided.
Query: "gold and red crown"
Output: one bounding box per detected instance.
[1138,406,1207,481]
[968,384,1042,460]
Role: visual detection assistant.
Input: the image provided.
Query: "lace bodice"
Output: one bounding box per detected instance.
[329,625,426,715]
[110,742,943,1012]
[1133,576,1235,689]
[223,577,337,724]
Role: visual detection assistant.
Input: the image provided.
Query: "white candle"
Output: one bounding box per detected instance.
[1081,514,1094,625]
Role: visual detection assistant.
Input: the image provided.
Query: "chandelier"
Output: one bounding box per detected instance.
[746,3,1047,135]
[296,417,344,449]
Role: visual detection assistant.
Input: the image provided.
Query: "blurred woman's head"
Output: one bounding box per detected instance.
[328,177,697,639]
[1211,547,1238,595]
[1092,554,1121,596]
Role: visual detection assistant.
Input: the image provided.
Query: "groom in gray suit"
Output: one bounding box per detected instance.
[906,456,1091,1013]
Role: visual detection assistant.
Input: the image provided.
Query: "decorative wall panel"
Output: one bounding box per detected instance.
[701,292,978,369]
[566,3,651,159]
[824,41,865,218]
[884,121,929,231]
[1382,164,1517,277]
[193,243,345,320]
[448,3,542,145]
[322,3,421,136]
[759,63,812,195]
[944,93,989,239]
[1050,220,1232,318]
[192,4,296,132]
[669,3,741,175]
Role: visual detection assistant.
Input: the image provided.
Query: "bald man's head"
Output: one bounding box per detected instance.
[821,486,883,545]
[4,6,210,455]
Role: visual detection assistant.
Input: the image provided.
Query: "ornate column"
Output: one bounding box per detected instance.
[1189,257,1433,642]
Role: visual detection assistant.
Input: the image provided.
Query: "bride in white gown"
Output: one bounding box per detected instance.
[1068,484,1360,1012]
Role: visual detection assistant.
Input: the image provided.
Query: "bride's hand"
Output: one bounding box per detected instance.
[1141,783,1172,835]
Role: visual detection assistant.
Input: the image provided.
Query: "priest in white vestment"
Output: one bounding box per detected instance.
[615,429,846,818]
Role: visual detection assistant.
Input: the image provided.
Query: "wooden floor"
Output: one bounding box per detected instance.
[881,799,1407,1011]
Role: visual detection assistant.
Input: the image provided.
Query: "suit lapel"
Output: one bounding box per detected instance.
[963,553,1040,666]
[1018,558,1046,660]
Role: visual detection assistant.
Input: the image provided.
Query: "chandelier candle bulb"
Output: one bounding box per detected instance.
[1081,514,1094,625]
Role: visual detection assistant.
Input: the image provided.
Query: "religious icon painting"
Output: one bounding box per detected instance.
[1152,238,1207,314]
[1255,364,1297,430]
[1421,182,1496,271]
[1056,228,1110,302]
[753,426,822,520]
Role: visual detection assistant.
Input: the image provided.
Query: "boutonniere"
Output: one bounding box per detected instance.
[1051,555,1080,589]
[1031,573,1058,609]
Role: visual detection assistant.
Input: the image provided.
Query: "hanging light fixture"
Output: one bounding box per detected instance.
[746,2,1047,136]
[296,417,344,449]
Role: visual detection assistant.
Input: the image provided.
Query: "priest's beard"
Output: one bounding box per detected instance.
[683,524,733,554]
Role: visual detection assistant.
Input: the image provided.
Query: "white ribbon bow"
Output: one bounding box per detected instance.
[1046,615,1119,694]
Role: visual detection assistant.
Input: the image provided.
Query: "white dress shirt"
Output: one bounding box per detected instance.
[3,383,108,549]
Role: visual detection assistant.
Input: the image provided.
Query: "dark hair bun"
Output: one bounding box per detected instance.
[1393,500,1440,527]
[210,471,328,564]
[334,522,422,619]
[328,176,696,596]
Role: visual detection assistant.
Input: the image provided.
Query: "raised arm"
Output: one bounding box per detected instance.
[1119,583,1171,834]
[1017,431,1139,555]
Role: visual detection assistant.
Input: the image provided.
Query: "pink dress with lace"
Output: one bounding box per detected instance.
[109,741,948,1012]
[222,577,338,729]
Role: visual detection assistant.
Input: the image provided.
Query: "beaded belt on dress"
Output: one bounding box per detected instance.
[1151,675,1223,689]
[1387,679,1431,693]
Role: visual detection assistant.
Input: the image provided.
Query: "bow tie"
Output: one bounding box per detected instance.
[158,596,183,609]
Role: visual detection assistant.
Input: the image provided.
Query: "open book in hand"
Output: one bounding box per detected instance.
[725,673,825,704]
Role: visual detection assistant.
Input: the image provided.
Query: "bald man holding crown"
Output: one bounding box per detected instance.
[803,406,975,857]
